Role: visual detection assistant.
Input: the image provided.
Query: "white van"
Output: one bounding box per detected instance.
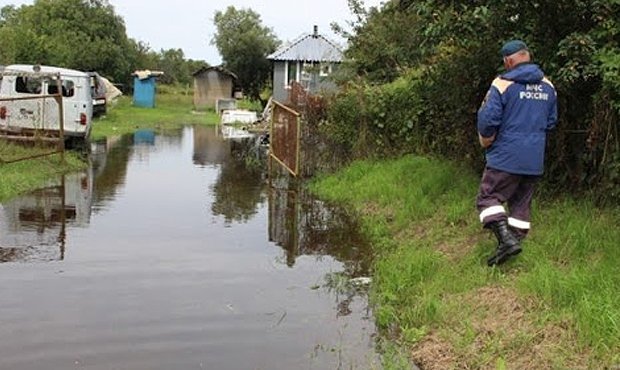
[0,64,93,146]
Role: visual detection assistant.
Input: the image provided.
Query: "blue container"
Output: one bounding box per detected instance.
[133,76,156,108]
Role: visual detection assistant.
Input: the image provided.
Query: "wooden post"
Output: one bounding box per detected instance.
[55,73,65,164]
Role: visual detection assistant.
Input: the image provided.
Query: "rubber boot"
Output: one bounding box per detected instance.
[509,225,527,241]
[487,220,522,266]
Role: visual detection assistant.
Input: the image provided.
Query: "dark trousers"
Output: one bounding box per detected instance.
[476,167,540,239]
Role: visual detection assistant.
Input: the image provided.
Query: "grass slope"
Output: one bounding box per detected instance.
[311,155,620,369]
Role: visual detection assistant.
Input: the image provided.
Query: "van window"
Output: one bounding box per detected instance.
[90,76,97,95]
[46,79,75,97]
[61,80,75,97]
[16,76,43,94]
[47,81,60,95]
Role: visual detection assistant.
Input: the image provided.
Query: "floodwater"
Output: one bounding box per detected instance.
[0,126,380,370]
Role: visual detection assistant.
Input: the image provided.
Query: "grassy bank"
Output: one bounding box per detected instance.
[91,93,219,139]
[0,147,85,202]
[310,155,620,369]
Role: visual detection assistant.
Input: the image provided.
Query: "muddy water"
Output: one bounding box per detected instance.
[0,126,380,370]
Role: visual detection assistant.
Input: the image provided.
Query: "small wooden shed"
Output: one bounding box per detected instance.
[192,66,237,111]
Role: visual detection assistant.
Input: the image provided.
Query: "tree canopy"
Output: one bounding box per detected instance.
[0,0,133,83]
[0,0,206,86]
[212,6,280,101]
[327,0,620,202]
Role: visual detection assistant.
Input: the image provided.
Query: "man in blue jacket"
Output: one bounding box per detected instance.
[477,40,558,266]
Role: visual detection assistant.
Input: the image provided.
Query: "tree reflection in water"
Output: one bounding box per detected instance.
[268,171,374,276]
[210,138,267,224]
[268,172,375,318]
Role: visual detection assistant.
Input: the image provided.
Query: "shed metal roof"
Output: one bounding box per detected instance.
[267,29,344,63]
[192,65,237,79]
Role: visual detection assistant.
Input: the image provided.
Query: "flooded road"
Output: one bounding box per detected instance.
[0,126,380,370]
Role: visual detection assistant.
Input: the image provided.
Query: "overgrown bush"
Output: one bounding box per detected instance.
[327,0,620,203]
[326,70,426,159]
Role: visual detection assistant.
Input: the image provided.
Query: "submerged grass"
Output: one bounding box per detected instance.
[310,155,620,369]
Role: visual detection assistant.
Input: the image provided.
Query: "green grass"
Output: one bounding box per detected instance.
[310,155,620,369]
[91,93,219,139]
[0,145,85,202]
[518,201,620,352]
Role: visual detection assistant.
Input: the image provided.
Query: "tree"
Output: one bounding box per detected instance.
[212,6,280,101]
[0,6,19,63]
[127,41,207,86]
[329,0,620,201]
[157,48,189,85]
[334,1,424,82]
[0,0,134,83]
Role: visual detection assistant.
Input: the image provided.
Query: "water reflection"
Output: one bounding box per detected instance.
[268,175,375,320]
[192,125,228,166]
[1,125,373,274]
[211,142,266,224]
[268,176,373,275]
[90,135,132,210]
[0,171,92,262]
[193,125,268,224]
[0,125,380,369]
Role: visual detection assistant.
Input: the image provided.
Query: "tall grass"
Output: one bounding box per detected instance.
[518,201,620,354]
[310,155,620,368]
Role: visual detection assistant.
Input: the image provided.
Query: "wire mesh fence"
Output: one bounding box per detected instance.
[270,100,301,177]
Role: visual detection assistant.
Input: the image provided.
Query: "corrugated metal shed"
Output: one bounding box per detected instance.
[267,26,343,63]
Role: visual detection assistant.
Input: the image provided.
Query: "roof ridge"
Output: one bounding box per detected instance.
[193,65,237,79]
[317,34,343,54]
[267,32,344,62]
[269,33,312,60]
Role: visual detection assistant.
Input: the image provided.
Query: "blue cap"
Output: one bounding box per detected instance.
[501,40,528,57]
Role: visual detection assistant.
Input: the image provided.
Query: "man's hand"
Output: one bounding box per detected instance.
[478,133,496,148]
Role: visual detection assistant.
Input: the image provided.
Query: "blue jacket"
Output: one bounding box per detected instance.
[477,63,558,175]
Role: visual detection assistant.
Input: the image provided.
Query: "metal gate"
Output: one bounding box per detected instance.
[270,100,301,177]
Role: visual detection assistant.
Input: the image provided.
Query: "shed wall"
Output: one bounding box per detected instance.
[193,71,234,110]
[272,61,339,103]
[272,62,287,103]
